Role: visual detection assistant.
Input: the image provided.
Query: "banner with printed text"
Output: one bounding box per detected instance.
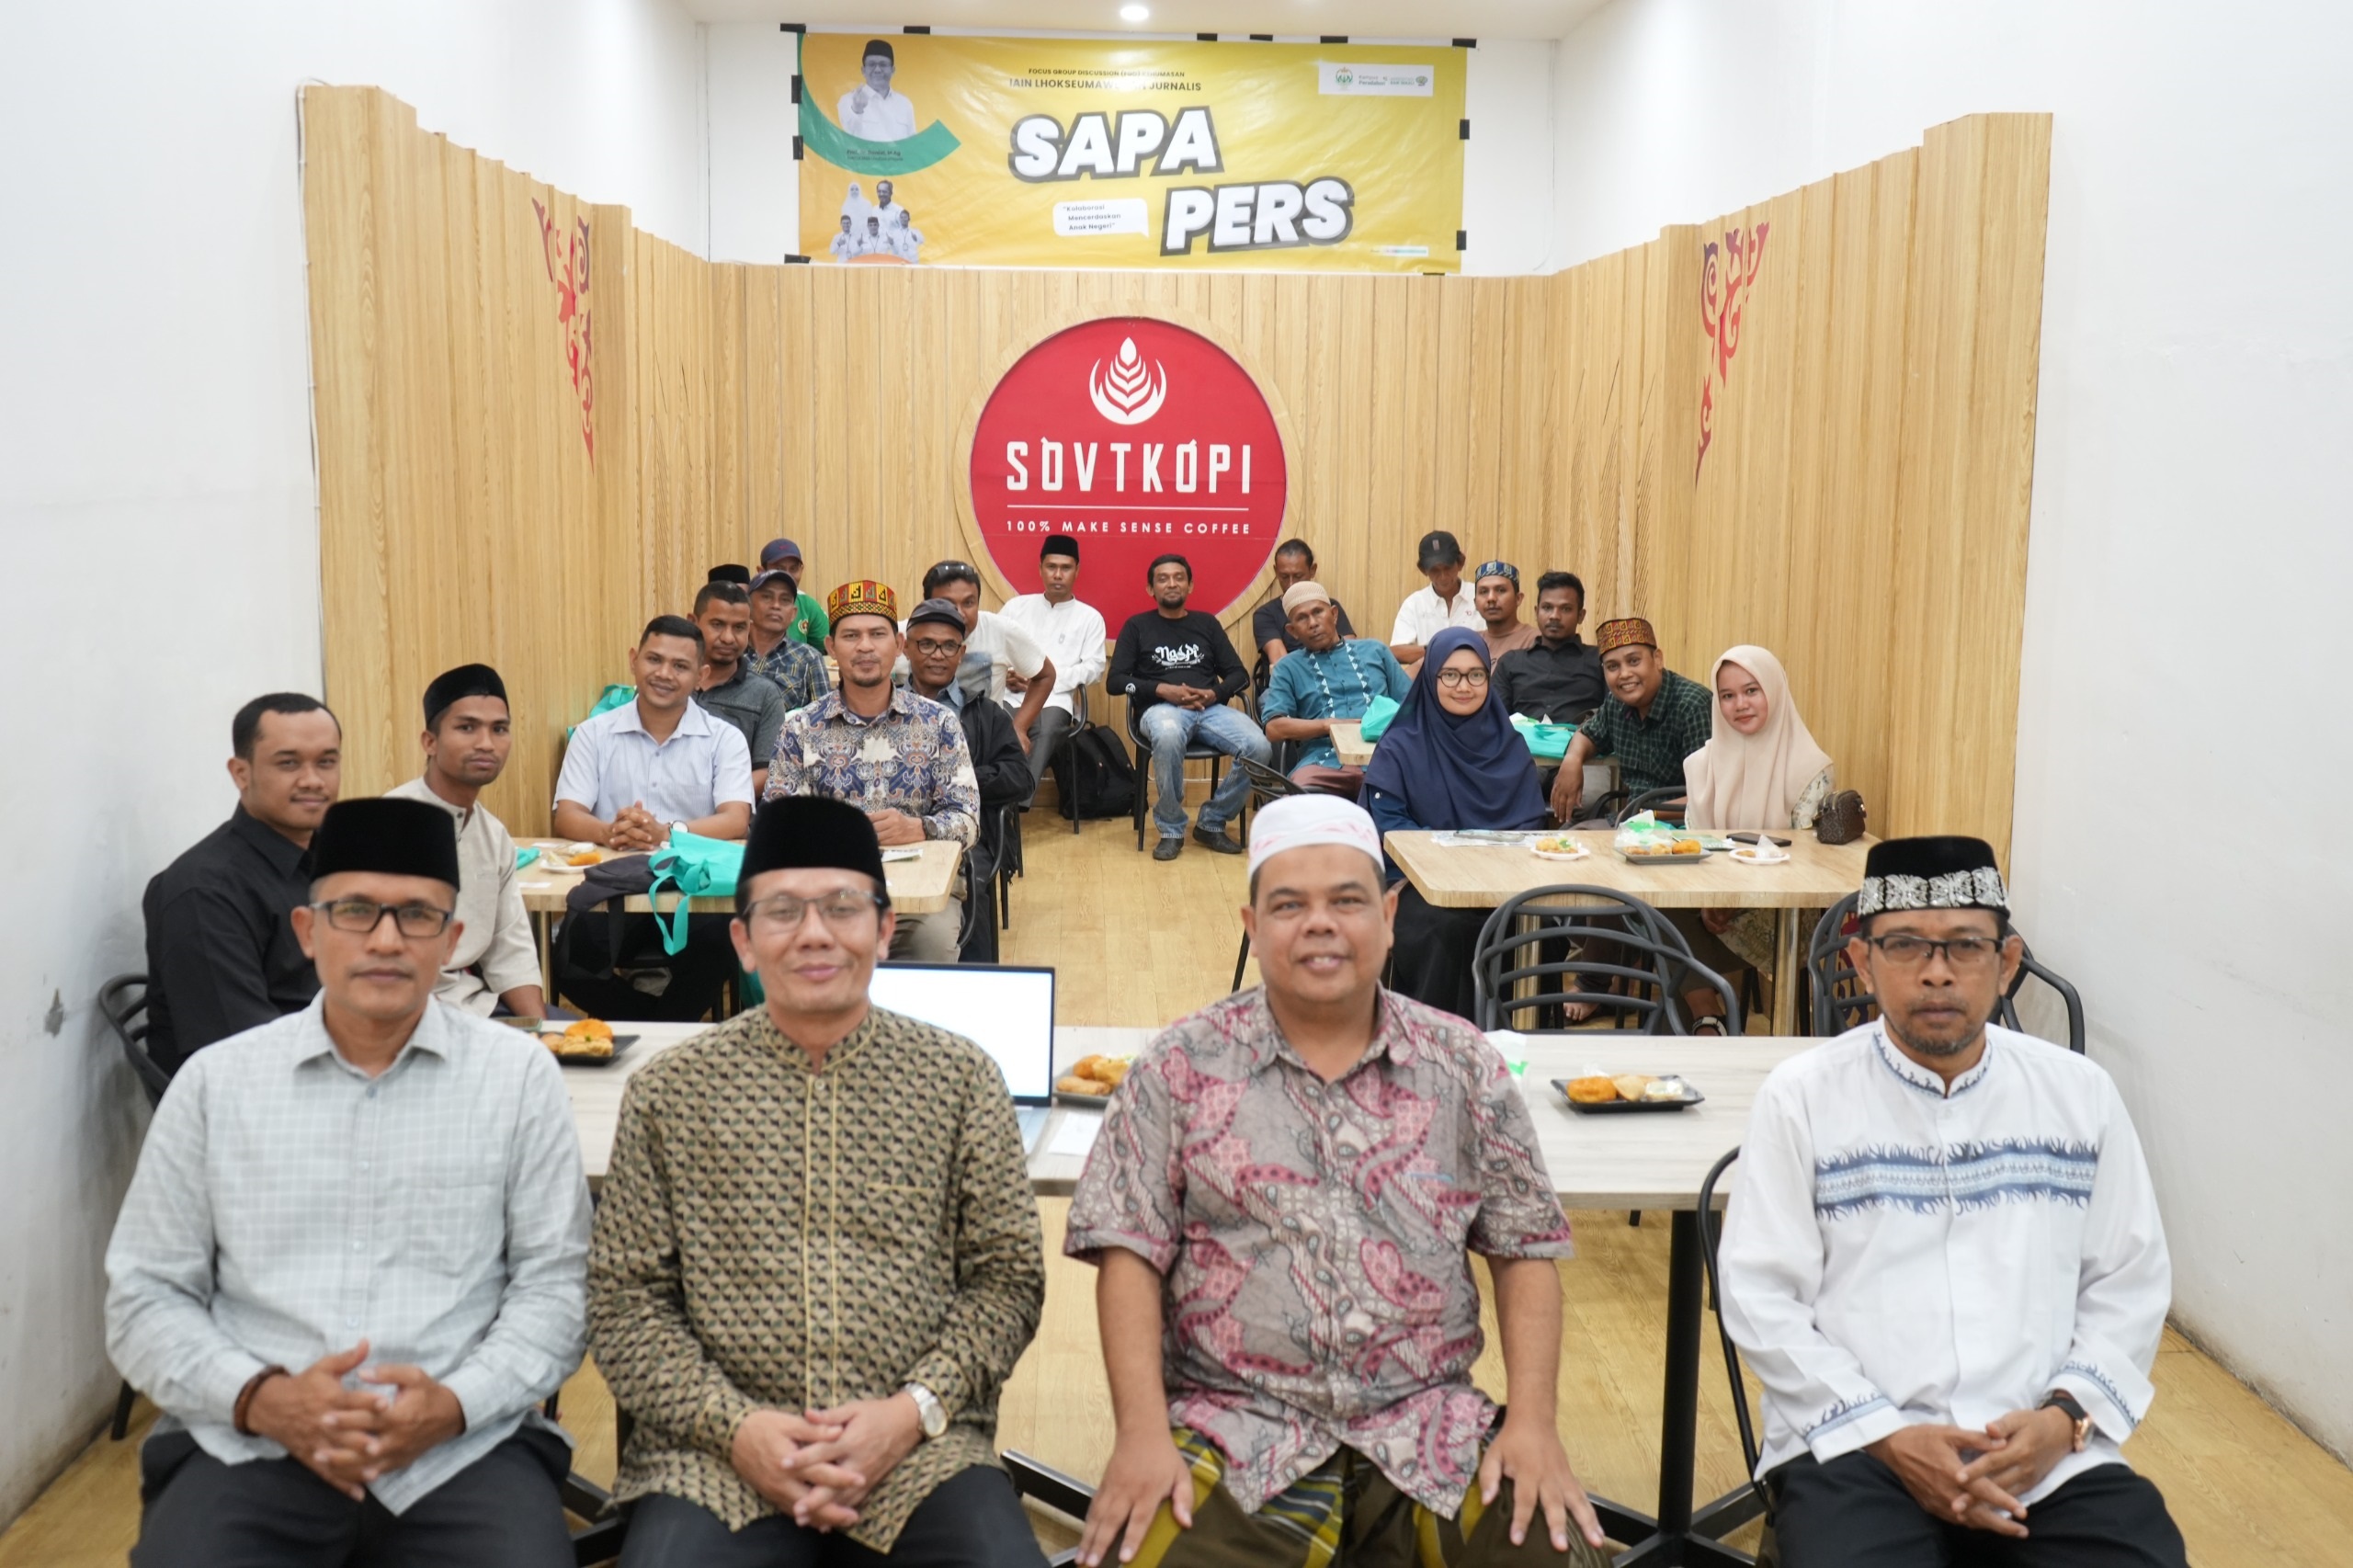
[798,32,1466,272]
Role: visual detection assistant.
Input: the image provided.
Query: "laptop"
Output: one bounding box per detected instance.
[869,962,1056,1151]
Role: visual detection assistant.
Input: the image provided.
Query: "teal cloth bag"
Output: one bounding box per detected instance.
[1358,694,1402,741]
[568,684,635,738]
[1518,721,1575,761]
[646,829,744,956]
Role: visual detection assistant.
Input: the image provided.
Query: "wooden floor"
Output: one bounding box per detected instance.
[6,785,2349,1565]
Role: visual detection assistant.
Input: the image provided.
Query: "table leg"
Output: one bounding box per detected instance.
[1769,909,1801,1035]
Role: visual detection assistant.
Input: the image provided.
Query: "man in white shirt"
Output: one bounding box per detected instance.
[919,559,1056,755]
[838,40,919,142]
[999,533,1108,798]
[1388,528,1482,666]
[384,665,544,1021]
[872,177,907,232]
[828,214,858,262]
[889,209,926,262]
[1720,836,2186,1568]
[107,797,590,1568]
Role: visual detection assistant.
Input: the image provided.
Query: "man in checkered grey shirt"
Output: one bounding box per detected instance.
[107,797,592,1567]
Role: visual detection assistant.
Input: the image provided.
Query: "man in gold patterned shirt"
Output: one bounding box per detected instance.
[587,796,1048,1566]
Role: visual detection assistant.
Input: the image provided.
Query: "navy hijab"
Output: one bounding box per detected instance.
[1361,626,1550,831]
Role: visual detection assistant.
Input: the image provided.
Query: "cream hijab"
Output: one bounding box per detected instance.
[1683,645,1834,830]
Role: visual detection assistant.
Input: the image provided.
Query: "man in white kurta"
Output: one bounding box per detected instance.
[998,533,1108,796]
[837,40,918,142]
[1720,835,2186,1567]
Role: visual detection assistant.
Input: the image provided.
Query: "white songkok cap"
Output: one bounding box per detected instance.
[1279,580,1333,617]
[1246,794,1383,881]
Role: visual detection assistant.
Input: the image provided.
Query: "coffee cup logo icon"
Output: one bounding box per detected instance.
[1088,336,1168,426]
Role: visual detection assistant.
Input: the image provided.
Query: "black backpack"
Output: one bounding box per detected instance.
[1053,723,1138,820]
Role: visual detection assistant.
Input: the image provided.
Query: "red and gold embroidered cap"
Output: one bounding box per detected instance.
[825,580,899,628]
[1595,617,1657,654]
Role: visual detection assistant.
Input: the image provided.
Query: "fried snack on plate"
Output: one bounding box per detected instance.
[1610,1073,1653,1101]
[1069,1054,1114,1082]
[1566,1075,1620,1104]
[563,1018,615,1041]
[1056,1074,1111,1096]
[1090,1059,1131,1086]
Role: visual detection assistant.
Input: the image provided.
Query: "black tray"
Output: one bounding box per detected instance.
[551,1033,639,1068]
[1554,1078,1705,1114]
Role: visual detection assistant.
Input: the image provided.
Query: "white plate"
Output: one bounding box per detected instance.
[1729,846,1790,866]
[1529,844,1590,862]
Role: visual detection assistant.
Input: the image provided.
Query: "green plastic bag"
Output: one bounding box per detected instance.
[568,684,635,738]
[647,829,744,956]
[1358,694,1402,741]
[1510,714,1576,761]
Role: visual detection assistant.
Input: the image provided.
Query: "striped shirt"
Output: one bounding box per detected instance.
[104,996,591,1513]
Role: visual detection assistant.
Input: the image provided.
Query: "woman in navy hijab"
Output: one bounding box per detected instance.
[1360,626,1550,1018]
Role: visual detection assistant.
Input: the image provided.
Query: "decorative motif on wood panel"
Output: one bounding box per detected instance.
[532,199,595,460]
[1695,221,1769,480]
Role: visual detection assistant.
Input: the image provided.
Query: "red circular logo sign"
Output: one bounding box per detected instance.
[968,317,1288,629]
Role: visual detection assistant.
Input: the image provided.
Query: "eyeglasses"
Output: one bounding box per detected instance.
[909,638,964,657]
[1864,934,2004,969]
[312,898,454,938]
[743,889,888,931]
[1435,667,1491,689]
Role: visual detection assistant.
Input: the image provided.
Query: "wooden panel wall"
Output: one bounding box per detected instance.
[305,87,2048,854]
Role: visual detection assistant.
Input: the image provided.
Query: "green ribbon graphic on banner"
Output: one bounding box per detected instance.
[799,98,962,175]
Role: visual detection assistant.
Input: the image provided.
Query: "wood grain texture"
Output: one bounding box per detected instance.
[307,89,2048,861]
[1386,830,1875,911]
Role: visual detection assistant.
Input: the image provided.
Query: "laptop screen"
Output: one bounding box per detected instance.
[868,963,1056,1102]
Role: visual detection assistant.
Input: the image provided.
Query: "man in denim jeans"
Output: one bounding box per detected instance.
[1108,554,1270,860]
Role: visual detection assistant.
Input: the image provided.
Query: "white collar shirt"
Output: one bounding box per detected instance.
[103,996,591,1513]
[384,778,540,1012]
[1388,583,1483,647]
[999,594,1107,715]
[1718,1024,2169,1506]
[552,697,753,826]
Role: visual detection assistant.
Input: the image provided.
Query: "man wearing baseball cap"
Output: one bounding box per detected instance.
[757,539,831,648]
[1388,528,1483,667]
[745,562,829,710]
[1067,794,1609,1568]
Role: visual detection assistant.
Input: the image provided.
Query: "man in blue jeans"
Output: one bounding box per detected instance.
[1108,553,1270,860]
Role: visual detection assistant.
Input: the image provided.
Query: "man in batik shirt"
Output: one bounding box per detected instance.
[765,580,978,961]
[1066,795,1613,1568]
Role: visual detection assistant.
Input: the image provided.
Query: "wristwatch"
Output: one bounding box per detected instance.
[903,1381,948,1440]
[669,821,688,843]
[2039,1390,2094,1452]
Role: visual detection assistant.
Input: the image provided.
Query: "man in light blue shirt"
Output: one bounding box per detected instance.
[107,798,590,1568]
[552,616,755,849]
[1260,581,1412,785]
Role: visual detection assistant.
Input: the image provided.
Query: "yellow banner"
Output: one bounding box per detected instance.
[799,33,1465,273]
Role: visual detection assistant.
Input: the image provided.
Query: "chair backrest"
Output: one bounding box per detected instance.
[1615,787,1689,826]
[1811,892,2086,1053]
[97,973,172,1108]
[1696,1146,1772,1522]
[1234,756,1305,805]
[1472,886,1740,1035]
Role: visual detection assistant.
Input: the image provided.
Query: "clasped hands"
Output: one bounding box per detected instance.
[732,1395,924,1533]
[1154,683,1213,711]
[1867,1406,2079,1538]
[244,1342,466,1501]
[606,801,665,852]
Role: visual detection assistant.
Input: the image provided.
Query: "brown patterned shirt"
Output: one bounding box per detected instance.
[1064,988,1575,1517]
[586,1005,1046,1549]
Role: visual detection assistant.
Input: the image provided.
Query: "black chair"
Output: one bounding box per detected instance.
[1125,696,1240,853]
[97,974,168,1440]
[1696,1147,1779,1558]
[1227,758,1308,990]
[986,800,1024,930]
[1050,684,1093,836]
[1615,787,1690,826]
[1807,892,2086,1053]
[1472,887,1740,1036]
[1005,1449,1094,1567]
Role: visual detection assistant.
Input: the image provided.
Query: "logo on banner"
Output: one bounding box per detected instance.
[969,317,1288,627]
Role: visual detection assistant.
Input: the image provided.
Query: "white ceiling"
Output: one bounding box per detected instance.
[678,0,1608,41]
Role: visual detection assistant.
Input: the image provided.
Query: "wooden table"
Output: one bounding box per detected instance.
[1331,719,1375,767]
[1385,829,1876,1034]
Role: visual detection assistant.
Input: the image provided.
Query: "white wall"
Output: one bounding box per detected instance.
[1552,0,2353,1458]
[0,0,704,1523]
[707,24,1558,273]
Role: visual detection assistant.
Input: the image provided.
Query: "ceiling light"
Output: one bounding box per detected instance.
[1120,4,1150,19]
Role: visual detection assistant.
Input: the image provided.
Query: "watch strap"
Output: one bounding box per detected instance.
[2039,1390,2093,1451]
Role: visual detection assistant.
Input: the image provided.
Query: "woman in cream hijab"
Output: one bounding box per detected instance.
[1673,646,1835,1024]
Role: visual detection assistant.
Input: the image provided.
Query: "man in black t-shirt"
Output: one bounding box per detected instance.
[1250,539,1358,668]
[1108,554,1271,860]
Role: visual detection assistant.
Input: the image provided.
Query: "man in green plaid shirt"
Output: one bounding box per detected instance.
[1551,617,1712,822]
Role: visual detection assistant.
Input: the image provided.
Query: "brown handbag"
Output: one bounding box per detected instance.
[1815,790,1868,846]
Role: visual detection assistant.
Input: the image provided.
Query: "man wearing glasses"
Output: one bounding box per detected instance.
[108,798,592,1567]
[1719,835,2185,1567]
[588,796,1048,1567]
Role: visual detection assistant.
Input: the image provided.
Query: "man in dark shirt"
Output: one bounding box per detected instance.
[905,598,1028,962]
[1552,617,1713,824]
[1495,571,1606,724]
[1250,540,1356,668]
[691,579,789,794]
[1108,554,1270,860]
[142,694,343,1073]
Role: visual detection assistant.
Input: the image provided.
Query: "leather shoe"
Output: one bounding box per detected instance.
[1153,836,1183,861]
[1192,824,1244,856]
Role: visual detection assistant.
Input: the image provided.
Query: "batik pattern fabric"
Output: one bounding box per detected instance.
[762,687,979,846]
[745,637,829,712]
[1064,987,1574,1518]
[1717,1024,2171,1507]
[585,1006,1046,1550]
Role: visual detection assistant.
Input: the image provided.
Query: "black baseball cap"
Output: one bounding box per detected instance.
[1417,530,1464,569]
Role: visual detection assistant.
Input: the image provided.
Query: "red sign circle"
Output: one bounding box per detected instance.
[968,317,1288,630]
